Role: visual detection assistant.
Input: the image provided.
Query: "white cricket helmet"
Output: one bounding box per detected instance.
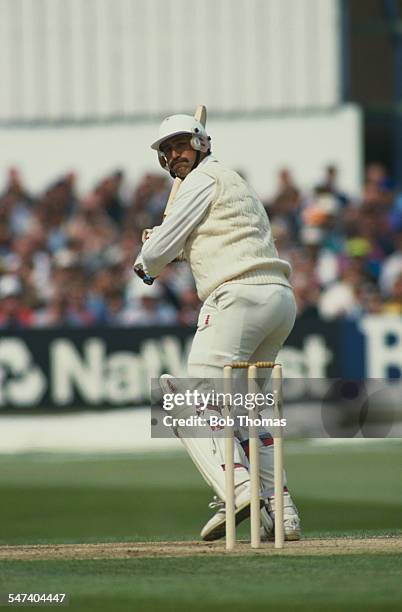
[151,114,211,172]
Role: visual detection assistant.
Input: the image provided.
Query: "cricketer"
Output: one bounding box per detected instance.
[134,114,300,541]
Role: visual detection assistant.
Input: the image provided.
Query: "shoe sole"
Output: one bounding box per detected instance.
[285,530,301,541]
[262,529,301,542]
[202,499,264,542]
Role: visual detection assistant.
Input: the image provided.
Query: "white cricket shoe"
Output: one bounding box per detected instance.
[201,483,274,542]
[261,491,301,541]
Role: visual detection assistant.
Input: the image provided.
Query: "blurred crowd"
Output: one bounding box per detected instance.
[0,162,401,329]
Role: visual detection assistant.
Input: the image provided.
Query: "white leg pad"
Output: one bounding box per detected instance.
[176,419,249,501]
[159,374,249,500]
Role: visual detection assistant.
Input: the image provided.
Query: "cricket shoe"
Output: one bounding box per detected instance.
[200,483,273,542]
[261,491,301,541]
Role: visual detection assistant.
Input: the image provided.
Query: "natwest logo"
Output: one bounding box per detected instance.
[0,338,46,406]
[0,334,190,409]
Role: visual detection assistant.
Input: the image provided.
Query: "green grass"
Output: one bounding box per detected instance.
[0,440,401,610]
[1,556,402,611]
[0,441,400,544]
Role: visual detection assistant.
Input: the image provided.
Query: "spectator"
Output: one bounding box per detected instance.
[265,168,302,240]
[34,292,69,328]
[355,283,384,316]
[101,288,134,326]
[177,288,201,326]
[292,274,320,318]
[0,162,401,327]
[0,275,33,329]
[1,168,35,236]
[96,170,125,226]
[125,281,177,326]
[318,259,365,320]
[379,231,402,297]
[383,272,402,314]
[63,280,98,327]
[268,168,301,216]
[315,164,349,207]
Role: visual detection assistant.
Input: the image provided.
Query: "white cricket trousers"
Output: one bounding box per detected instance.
[177,282,296,500]
[187,282,296,376]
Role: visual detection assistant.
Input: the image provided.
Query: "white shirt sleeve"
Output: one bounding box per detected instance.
[135,169,215,278]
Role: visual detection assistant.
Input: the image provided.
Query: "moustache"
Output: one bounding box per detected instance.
[172,158,188,169]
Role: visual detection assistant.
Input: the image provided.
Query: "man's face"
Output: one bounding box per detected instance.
[160,134,197,179]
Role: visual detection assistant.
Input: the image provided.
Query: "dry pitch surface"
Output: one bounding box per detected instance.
[1,536,401,560]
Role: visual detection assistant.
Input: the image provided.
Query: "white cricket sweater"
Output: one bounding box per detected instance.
[184,160,292,301]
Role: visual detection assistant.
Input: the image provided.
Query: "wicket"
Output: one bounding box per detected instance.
[223,361,284,551]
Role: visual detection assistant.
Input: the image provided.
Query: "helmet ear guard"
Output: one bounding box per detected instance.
[157,151,168,170]
[157,151,177,178]
[190,131,211,153]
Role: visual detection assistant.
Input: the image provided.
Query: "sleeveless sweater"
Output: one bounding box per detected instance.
[183,159,292,301]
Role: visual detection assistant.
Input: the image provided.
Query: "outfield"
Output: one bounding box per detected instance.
[0,440,401,610]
